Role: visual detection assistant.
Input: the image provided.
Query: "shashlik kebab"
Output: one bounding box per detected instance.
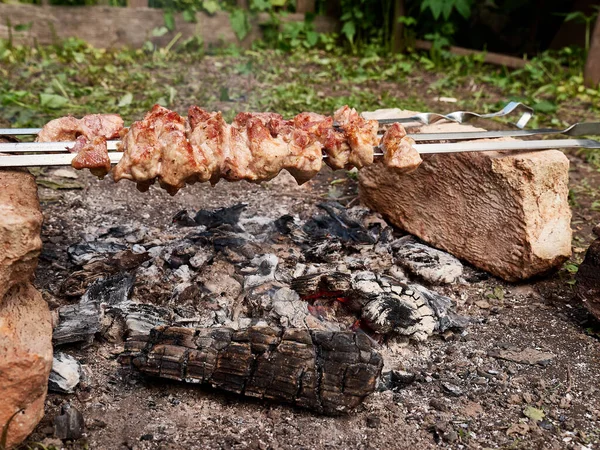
[34,105,421,194]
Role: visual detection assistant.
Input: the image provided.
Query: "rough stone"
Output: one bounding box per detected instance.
[359,113,572,281]
[0,170,52,449]
[0,170,44,300]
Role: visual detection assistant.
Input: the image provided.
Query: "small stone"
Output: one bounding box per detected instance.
[507,423,530,436]
[475,300,490,309]
[441,381,463,397]
[429,399,448,412]
[443,430,459,443]
[54,403,85,440]
[488,347,554,366]
[366,416,380,428]
[140,434,154,441]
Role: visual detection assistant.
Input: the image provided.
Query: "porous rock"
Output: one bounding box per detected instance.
[0,170,52,449]
[0,170,44,300]
[359,114,572,281]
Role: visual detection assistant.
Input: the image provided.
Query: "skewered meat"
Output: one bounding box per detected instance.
[70,136,111,178]
[332,106,379,169]
[380,123,422,173]
[36,105,422,194]
[113,105,210,194]
[36,114,124,142]
[294,107,378,170]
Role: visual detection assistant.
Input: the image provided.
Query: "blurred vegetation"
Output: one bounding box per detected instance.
[1,0,599,163]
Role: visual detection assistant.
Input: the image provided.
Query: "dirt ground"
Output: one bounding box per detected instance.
[21,143,600,450]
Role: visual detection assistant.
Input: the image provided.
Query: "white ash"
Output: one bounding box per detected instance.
[48,352,82,394]
[393,237,464,285]
[243,254,279,289]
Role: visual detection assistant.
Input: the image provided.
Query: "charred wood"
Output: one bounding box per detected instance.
[121,325,383,415]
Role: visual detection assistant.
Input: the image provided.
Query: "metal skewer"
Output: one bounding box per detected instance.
[374,101,534,129]
[1,121,599,154]
[1,139,598,168]
[0,102,534,137]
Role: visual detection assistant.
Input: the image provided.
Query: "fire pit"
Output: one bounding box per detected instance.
[49,199,467,415]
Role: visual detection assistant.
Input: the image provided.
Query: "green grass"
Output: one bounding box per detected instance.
[1,36,598,145]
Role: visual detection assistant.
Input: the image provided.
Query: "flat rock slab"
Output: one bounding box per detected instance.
[359,111,572,281]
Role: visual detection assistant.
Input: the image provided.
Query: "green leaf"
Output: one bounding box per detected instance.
[39,93,68,109]
[454,0,472,19]
[202,0,219,14]
[252,0,271,11]
[305,31,318,47]
[164,10,175,32]
[271,0,286,5]
[523,406,545,422]
[183,9,196,23]
[152,26,169,37]
[230,9,250,41]
[341,21,356,44]
[533,100,557,114]
[118,92,133,107]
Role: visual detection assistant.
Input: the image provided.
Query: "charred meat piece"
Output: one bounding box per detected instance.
[37,114,124,142]
[70,136,112,178]
[381,123,422,173]
[114,105,212,194]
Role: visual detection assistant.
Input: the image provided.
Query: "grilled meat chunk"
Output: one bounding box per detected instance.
[70,135,112,178]
[187,107,322,185]
[114,105,210,194]
[332,106,379,169]
[37,114,124,142]
[294,107,378,170]
[380,123,422,173]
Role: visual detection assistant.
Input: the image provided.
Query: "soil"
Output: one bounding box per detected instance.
[23,149,600,450]
[7,52,598,449]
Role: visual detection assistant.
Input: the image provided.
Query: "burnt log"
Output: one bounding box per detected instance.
[121,325,383,415]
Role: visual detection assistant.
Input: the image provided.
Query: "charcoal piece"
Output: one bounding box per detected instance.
[291,272,352,297]
[172,210,198,227]
[53,300,100,346]
[412,285,470,332]
[49,353,82,394]
[122,325,383,415]
[67,241,128,265]
[304,241,344,263]
[274,214,296,235]
[54,403,85,440]
[302,202,375,244]
[53,273,136,345]
[194,203,247,230]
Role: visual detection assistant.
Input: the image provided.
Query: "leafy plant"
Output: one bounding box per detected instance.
[420,0,472,21]
[563,8,599,54]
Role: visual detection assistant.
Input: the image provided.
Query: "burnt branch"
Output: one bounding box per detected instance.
[121,325,383,415]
